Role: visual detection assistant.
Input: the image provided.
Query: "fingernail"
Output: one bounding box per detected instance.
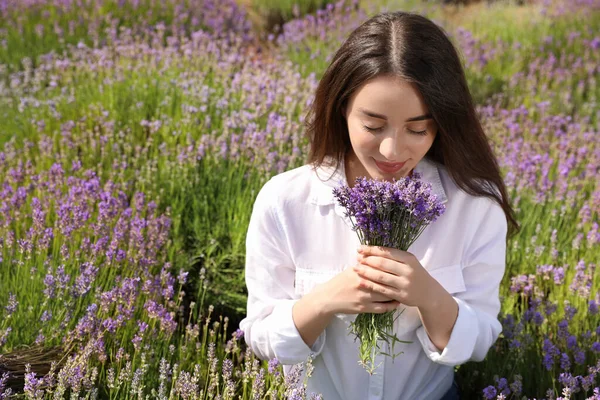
[357,245,364,253]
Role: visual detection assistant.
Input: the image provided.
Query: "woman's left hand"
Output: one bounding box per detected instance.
[354,245,441,310]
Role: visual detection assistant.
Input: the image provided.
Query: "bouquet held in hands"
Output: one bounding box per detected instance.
[332,172,446,374]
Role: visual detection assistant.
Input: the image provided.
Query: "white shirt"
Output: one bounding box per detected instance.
[239,156,507,400]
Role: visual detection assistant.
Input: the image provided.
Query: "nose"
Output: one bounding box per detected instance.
[378,130,405,161]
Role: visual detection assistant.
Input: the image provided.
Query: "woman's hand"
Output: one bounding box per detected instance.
[353,245,441,311]
[312,263,401,317]
[352,245,460,350]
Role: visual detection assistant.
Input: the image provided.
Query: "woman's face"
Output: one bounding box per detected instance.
[343,74,438,185]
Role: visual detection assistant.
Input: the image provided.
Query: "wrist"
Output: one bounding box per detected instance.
[419,277,448,313]
[309,284,335,318]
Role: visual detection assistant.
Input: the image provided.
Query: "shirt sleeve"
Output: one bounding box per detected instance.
[416,197,507,365]
[238,179,326,365]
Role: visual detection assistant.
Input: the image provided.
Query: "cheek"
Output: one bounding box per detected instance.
[349,124,377,152]
[408,135,435,154]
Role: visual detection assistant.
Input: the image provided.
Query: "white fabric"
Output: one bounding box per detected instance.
[239,156,507,400]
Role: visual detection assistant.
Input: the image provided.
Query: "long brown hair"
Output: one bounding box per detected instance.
[304,11,519,236]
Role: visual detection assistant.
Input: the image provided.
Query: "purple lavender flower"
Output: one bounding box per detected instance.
[509,376,523,396]
[590,300,599,315]
[333,173,445,372]
[560,352,571,371]
[174,370,198,399]
[4,293,17,315]
[581,374,595,392]
[251,368,266,399]
[177,269,189,285]
[268,358,281,375]
[233,328,244,340]
[543,339,560,370]
[144,300,177,334]
[131,335,142,350]
[496,377,508,390]
[102,318,118,333]
[0,328,11,347]
[574,349,585,365]
[553,267,565,285]
[482,385,497,399]
[564,304,578,321]
[558,372,579,391]
[40,310,52,323]
[0,372,12,398]
[34,333,44,346]
[333,174,445,249]
[558,319,570,339]
[73,262,98,297]
[222,359,235,397]
[566,335,577,349]
[137,320,148,333]
[23,365,44,398]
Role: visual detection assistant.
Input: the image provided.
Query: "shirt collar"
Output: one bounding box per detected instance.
[309,156,448,206]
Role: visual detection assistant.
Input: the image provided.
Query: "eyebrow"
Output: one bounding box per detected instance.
[358,108,432,122]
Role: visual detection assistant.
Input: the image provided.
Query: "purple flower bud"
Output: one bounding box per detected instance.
[560,352,571,371]
[4,293,17,315]
[268,358,280,374]
[558,319,570,339]
[40,310,52,323]
[495,377,508,390]
[566,335,577,349]
[574,349,585,365]
[0,328,12,347]
[509,377,523,396]
[333,175,445,250]
[178,269,189,285]
[482,385,497,399]
[138,321,149,333]
[234,328,244,339]
[131,334,142,350]
[589,300,599,315]
[553,267,565,285]
[0,371,12,397]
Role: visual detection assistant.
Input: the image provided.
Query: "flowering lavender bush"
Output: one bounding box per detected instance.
[0,0,254,73]
[332,174,446,373]
[0,0,598,397]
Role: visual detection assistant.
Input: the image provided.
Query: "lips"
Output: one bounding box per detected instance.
[374,158,406,174]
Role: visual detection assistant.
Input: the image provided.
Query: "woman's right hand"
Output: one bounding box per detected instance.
[312,265,401,316]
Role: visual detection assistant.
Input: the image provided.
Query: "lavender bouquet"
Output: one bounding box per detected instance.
[332,173,446,373]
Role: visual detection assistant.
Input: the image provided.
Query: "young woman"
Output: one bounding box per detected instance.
[239,11,519,400]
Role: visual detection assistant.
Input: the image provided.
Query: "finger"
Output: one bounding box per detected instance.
[370,300,401,314]
[358,245,412,263]
[354,263,399,288]
[357,254,393,273]
[358,253,410,276]
[364,290,393,303]
[357,274,398,300]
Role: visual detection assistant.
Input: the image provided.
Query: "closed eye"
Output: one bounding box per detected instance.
[363,125,428,135]
[362,125,384,133]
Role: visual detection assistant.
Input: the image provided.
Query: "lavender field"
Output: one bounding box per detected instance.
[0,0,598,398]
